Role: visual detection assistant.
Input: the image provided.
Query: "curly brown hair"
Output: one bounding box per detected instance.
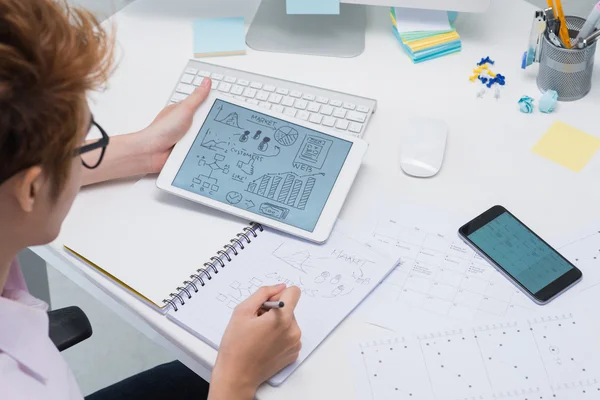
[0,0,114,194]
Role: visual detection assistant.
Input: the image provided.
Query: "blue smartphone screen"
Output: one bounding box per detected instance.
[467,212,575,294]
[172,99,353,232]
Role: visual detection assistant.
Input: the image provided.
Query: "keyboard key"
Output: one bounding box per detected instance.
[224,76,237,83]
[303,93,316,101]
[193,76,204,86]
[218,82,232,92]
[309,114,323,124]
[343,102,356,110]
[294,99,308,110]
[322,117,336,127]
[235,96,246,101]
[284,108,297,117]
[281,97,295,107]
[231,85,244,95]
[263,84,276,92]
[297,110,310,121]
[250,82,263,89]
[211,73,224,81]
[181,74,194,84]
[333,108,347,118]
[335,119,349,130]
[316,96,329,104]
[357,105,370,113]
[171,92,188,102]
[320,105,334,116]
[237,79,250,86]
[346,111,367,123]
[276,88,289,95]
[307,102,321,113]
[259,102,271,110]
[268,93,283,104]
[330,99,343,107]
[247,99,259,105]
[256,91,269,101]
[198,70,211,77]
[211,84,218,91]
[349,122,363,134]
[290,90,302,98]
[271,105,284,113]
[243,88,257,98]
[176,83,195,95]
[185,67,198,75]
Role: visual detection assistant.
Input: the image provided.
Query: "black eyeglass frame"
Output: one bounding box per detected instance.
[76,117,109,169]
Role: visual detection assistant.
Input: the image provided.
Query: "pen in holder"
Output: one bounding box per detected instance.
[537,16,597,101]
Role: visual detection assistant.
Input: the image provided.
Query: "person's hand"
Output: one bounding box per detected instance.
[208,284,302,400]
[141,78,212,173]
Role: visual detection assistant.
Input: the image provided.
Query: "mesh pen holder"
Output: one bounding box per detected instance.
[537,16,597,102]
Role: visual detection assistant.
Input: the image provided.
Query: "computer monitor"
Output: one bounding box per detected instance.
[246,0,490,58]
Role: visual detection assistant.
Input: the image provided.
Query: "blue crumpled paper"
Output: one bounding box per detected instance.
[518,96,534,113]
[539,90,558,113]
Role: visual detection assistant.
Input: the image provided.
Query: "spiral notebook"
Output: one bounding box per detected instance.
[64,177,399,385]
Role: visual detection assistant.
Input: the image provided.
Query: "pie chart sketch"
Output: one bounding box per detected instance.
[226,191,243,204]
[274,126,299,147]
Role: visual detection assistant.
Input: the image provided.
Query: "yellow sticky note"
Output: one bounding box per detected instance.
[532,121,600,172]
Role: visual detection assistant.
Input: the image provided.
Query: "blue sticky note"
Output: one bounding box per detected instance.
[287,0,340,15]
[193,18,246,58]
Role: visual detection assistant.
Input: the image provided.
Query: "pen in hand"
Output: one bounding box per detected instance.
[262,301,285,309]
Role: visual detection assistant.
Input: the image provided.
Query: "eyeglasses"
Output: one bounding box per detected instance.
[75,117,110,169]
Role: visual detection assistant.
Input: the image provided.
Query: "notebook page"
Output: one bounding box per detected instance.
[167,221,399,385]
[63,176,249,311]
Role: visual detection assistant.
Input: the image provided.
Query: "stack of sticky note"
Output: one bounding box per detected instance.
[390,8,461,63]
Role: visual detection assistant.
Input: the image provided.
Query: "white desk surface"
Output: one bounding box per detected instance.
[32,0,600,398]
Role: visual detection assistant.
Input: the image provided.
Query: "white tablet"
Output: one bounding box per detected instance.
[157,95,368,242]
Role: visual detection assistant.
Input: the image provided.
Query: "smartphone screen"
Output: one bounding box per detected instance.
[459,206,582,304]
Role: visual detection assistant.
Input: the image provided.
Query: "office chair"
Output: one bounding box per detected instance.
[48,306,93,352]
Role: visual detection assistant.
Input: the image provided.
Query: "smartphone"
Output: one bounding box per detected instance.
[458,205,582,305]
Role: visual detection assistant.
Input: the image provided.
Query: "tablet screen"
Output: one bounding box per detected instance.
[172,99,353,232]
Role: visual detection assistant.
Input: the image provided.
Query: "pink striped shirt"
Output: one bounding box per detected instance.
[0,259,82,399]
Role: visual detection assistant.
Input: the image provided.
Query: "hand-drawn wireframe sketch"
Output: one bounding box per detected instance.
[253,130,262,140]
[294,136,333,169]
[558,227,600,292]
[200,129,228,152]
[314,271,331,284]
[274,126,299,146]
[264,272,319,298]
[353,269,372,285]
[216,277,264,309]
[225,191,243,205]
[244,199,255,209]
[215,104,243,129]
[259,202,289,220]
[352,313,600,400]
[239,130,250,143]
[324,285,354,298]
[368,216,535,325]
[330,274,341,285]
[237,157,256,175]
[191,153,230,193]
[258,137,271,152]
[245,172,323,210]
[272,244,315,274]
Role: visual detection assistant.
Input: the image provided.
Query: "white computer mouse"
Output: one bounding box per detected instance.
[400,118,448,178]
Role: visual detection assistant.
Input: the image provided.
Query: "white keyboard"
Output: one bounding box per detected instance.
[169,60,377,138]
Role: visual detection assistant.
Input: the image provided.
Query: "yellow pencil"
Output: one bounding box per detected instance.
[553,0,573,48]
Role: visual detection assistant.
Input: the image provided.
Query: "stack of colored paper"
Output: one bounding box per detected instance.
[390,8,461,63]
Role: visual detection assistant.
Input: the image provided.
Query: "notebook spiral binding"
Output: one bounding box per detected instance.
[162,223,264,311]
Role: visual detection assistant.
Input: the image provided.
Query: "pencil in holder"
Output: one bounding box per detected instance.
[537,16,597,102]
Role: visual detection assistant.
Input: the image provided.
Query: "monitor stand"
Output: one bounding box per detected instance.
[246,0,366,58]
